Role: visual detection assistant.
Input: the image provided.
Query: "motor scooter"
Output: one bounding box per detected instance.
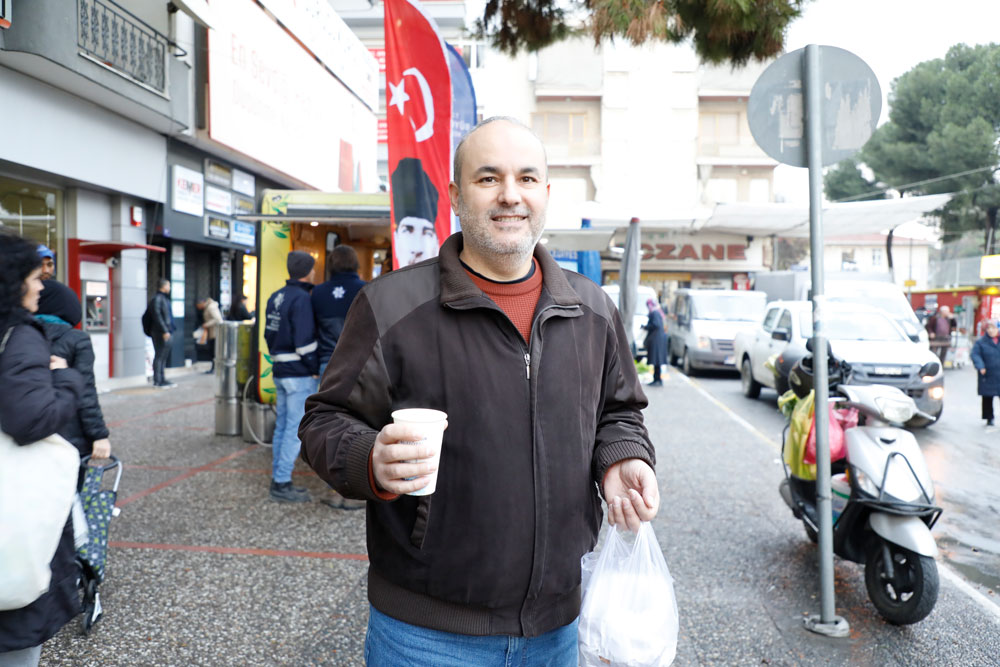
[779,346,942,625]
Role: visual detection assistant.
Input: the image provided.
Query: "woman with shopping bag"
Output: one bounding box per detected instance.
[0,232,84,666]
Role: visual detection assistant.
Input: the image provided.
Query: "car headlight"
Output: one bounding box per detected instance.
[874,395,916,423]
[696,336,711,350]
[852,467,880,497]
[928,386,944,400]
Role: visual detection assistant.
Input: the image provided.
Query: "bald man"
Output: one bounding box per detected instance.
[299,117,658,665]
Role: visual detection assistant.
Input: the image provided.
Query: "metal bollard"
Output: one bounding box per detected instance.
[214,322,241,435]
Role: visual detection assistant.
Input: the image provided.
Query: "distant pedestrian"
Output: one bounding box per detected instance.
[311,246,366,378]
[149,279,176,389]
[971,319,1000,427]
[196,296,223,373]
[298,117,657,665]
[228,294,253,321]
[35,280,111,460]
[263,251,319,503]
[643,297,668,386]
[926,305,956,364]
[36,244,56,281]
[0,232,84,666]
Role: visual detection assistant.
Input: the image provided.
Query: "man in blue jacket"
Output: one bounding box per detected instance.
[264,251,319,502]
[311,245,366,378]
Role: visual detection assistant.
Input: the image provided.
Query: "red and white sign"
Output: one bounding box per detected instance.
[384,0,452,269]
[171,165,204,217]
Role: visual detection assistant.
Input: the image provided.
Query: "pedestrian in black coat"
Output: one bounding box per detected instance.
[0,232,84,665]
[35,279,112,459]
[971,320,1000,426]
[643,298,668,386]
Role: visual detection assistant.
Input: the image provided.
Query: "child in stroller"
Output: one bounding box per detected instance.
[77,455,122,635]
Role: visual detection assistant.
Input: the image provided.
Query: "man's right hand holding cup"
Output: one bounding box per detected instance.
[372,422,445,496]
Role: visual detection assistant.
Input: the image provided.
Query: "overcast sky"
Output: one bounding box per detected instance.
[775,0,1000,203]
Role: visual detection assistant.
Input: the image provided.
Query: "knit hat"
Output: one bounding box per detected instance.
[36,279,81,327]
[287,251,315,280]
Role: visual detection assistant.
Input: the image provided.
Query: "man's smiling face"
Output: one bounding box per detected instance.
[449,120,549,265]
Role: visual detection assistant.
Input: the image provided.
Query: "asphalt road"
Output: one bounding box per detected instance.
[686,361,1000,600]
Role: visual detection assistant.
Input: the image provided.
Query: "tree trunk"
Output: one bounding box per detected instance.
[988,208,999,255]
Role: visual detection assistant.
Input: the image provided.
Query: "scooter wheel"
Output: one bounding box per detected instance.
[864,540,938,625]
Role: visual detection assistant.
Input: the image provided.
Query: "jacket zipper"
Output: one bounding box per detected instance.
[524,352,530,380]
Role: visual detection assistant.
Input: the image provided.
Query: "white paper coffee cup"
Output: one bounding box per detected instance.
[391,408,447,496]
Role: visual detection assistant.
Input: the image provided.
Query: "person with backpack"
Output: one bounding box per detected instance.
[144,279,176,389]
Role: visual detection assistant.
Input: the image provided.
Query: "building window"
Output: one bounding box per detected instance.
[871,247,883,267]
[706,178,738,203]
[532,112,587,147]
[841,249,856,271]
[699,111,742,151]
[0,177,62,278]
[453,41,487,69]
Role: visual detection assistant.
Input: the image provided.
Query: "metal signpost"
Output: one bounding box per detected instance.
[748,44,881,638]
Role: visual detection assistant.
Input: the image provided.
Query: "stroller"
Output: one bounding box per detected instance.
[76,455,122,635]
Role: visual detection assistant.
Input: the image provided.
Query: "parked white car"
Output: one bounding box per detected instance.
[734,300,944,425]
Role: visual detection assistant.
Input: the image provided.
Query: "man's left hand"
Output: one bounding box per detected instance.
[603,458,659,532]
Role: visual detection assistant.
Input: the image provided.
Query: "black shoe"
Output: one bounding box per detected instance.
[987,419,995,427]
[156,382,177,389]
[203,368,214,374]
[647,379,663,386]
[270,481,310,503]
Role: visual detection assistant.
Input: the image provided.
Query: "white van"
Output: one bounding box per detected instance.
[601,284,659,358]
[668,289,767,375]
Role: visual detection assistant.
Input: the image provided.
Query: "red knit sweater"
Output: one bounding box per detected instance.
[465,258,543,344]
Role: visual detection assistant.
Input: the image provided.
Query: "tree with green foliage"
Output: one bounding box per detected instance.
[824,43,1000,249]
[475,0,809,64]
[824,159,885,202]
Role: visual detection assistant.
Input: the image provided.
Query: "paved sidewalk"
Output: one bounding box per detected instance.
[42,368,1000,665]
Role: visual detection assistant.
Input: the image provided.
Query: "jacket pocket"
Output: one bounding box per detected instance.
[409,495,433,549]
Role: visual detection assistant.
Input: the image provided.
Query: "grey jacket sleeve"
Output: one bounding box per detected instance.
[298,292,393,501]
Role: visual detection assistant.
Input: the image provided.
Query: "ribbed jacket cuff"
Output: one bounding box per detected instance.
[593,439,655,500]
[345,430,383,501]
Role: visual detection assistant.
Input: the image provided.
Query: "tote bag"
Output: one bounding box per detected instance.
[0,325,81,610]
[0,429,79,610]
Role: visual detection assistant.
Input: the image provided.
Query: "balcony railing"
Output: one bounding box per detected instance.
[77,0,168,94]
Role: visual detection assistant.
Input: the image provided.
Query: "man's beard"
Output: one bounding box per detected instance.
[456,198,545,264]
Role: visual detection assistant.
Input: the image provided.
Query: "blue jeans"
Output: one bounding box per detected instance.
[365,605,578,667]
[271,375,318,483]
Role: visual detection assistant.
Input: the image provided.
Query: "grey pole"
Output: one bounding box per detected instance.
[803,44,849,638]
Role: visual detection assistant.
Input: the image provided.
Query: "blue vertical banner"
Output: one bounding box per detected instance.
[578,218,603,285]
[445,42,478,234]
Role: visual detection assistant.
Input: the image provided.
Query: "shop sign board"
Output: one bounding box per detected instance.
[232,168,255,196]
[206,215,231,240]
[230,220,256,247]
[233,195,255,215]
[204,159,232,187]
[207,0,377,192]
[205,185,233,215]
[258,0,378,110]
[0,0,11,29]
[171,165,204,217]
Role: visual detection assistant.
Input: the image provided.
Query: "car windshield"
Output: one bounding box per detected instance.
[799,310,907,341]
[691,294,764,321]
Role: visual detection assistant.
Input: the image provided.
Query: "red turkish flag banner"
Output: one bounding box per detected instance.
[384,0,453,269]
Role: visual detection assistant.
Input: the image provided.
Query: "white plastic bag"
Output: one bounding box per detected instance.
[578,523,678,666]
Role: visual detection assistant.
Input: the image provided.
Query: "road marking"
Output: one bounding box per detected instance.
[105,397,214,428]
[939,563,1000,621]
[117,445,258,507]
[669,368,1000,619]
[109,541,368,562]
[670,369,780,452]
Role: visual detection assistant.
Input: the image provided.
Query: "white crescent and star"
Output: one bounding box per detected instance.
[387,67,435,142]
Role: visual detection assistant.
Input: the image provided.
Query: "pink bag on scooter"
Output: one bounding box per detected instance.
[804,406,858,464]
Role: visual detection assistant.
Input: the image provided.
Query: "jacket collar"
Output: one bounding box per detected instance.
[438,232,582,307]
[285,279,313,291]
